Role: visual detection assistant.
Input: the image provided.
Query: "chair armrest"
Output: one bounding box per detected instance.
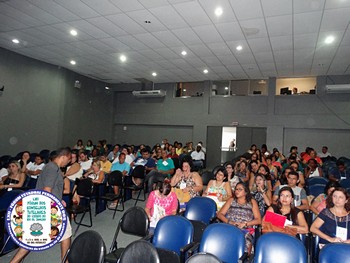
[142,233,153,242]
[187,242,200,257]
[180,242,196,263]
[238,252,249,263]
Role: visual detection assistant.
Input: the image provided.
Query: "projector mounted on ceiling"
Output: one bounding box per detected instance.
[132,90,166,97]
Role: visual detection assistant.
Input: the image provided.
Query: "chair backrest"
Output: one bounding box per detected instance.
[201,171,215,186]
[308,184,325,197]
[120,206,149,236]
[199,223,245,263]
[108,170,124,187]
[76,178,94,197]
[152,215,193,255]
[132,165,145,179]
[190,220,207,243]
[340,179,350,189]
[186,252,223,263]
[66,230,106,263]
[307,177,328,186]
[119,240,160,263]
[184,197,217,224]
[254,232,307,263]
[319,243,350,263]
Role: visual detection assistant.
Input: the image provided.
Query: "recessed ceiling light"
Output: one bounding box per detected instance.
[225,87,229,90]
[236,45,243,51]
[105,86,110,90]
[215,7,223,17]
[324,35,335,44]
[152,72,157,77]
[70,60,76,65]
[203,69,209,74]
[119,55,127,62]
[12,39,19,44]
[181,50,187,56]
[70,29,77,36]
[183,89,187,92]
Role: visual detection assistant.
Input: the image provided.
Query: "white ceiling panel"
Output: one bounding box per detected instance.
[86,17,127,37]
[154,48,180,59]
[106,13,147,34]
[148,5,188,29]
[186,58,208,68]
[270,36,293,51]
[201,56,223,67]
[216,22,245,41]
[53,0,100,18]
[126,9,168,32]
[258,63,277,71]
[229,0,263,20]
[99,38,132,52]
[173,1,212,27]
[69,20,111,39]
[261,0,292,17]
[25,0,76,22]
[192,25,224,44]
[134,33,166,48]
[274,50,293,63]
[317,31,345,47]
[172,28,204,45]
[294,34,318,49]
[235,52,257,64]
[240,19,268,39]
[254,51,275,64]
[187,44,213,57]
[152,31,183,47]
[199,0,237,24]
[81,0,122,15]
[0,14,28,31]
[118,35,150,50]
[138,49,164,60]
[217,55,239,65]
[109,0,144,12]
[50,23,94,41]
[84,40,116,53]
[293,0,325,14]
[266,15,292,37]
[248,38,272,53]
[325,0,350,9]
[320,8,350,32]
[294,12,322,35]
[0,3,44,28]
[207,42,232,56]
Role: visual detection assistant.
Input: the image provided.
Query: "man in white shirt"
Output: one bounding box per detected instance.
[26,154,45,189]
[79,151,92,171]
[191,145,205,169]
[319,146,332,158]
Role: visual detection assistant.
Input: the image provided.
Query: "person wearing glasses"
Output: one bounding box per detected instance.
[0,161,25,197]
[217,182,261,254]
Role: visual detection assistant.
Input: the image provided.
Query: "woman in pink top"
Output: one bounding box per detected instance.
[145,179,178,227]
[310,181,340,215]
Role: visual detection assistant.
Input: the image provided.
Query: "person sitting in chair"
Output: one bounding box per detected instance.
[190,145,205,169]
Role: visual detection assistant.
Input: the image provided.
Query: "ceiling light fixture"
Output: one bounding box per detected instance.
[324,35,335,44]
[105,86,110,90]
[225,87,229,90]
[152,72,157,77]
[70,29,77,36]
[181,50,187,56]
[119,55,127,62]
[70,60,76,65]
[236,45,243,51]
[203,69,209,74]
[215,7,223,17]
[12,39,19,44]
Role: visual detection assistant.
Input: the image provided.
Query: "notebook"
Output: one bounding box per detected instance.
[264,211,287,228]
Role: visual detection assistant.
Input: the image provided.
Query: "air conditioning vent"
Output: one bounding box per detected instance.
[325,84,350,93]
[132,90,166,97]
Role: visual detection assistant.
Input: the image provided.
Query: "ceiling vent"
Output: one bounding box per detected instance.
[132,90,166,97]
[325,84,350,93]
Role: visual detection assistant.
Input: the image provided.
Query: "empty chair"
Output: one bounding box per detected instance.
[184,197,217,224]
[99,171,124,219]
[307,177,328,186]
[125,165,146,206]
[340,178,350,189]
[201,171,215,187]
[66,178,94,236]
[186,252,222,263]
[62,230,106,263]
[119,240,160,263]
[105,206,149,263]
[152,215,194,263]
[319,243,350,263]
[193,223,246,263]
[254,232,307,263]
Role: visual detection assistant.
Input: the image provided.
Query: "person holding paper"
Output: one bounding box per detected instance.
[266,186,309,235]
[310,187,350,246]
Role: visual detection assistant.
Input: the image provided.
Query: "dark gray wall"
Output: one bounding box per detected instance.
[0,48,113,156]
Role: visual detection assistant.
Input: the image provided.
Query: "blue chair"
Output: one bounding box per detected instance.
[319,243,350,263]
[307,177,328,186]
[254,232,307,263]
[194,223,246,263]
[152,215,194,263]
[184,197,217,225]
[340,179,350,189]
[308,184,325,197]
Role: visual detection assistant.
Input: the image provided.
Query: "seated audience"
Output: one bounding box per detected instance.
[19,151,31,173]
[273,166,292,191]
[251,174,272,216]
[85,139,94,152]
[203,167,232,208]
[110,153,130,208]
[217,182,261,254]
[171,158,203,206]
[310,181,340,216]
[265,156,278,181]
[145,179,178,228]
[167,146,179,158]
[131,148,156,186]
[64,151,83,185]
[82,160,105,184]
[249,164,272,192]
[145,150,174,193]
[79,150,92,172]
[107,144,120,162]
[319,146,332,159]
[311,187,350,247]
[234,160,250,183]
[302,149,322,166]
[73,139,84,150]
[266,186,309,235]
[0,161,25,197]
[273,171,309,211]
[329,160,349,182]
[99,154,112,174]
